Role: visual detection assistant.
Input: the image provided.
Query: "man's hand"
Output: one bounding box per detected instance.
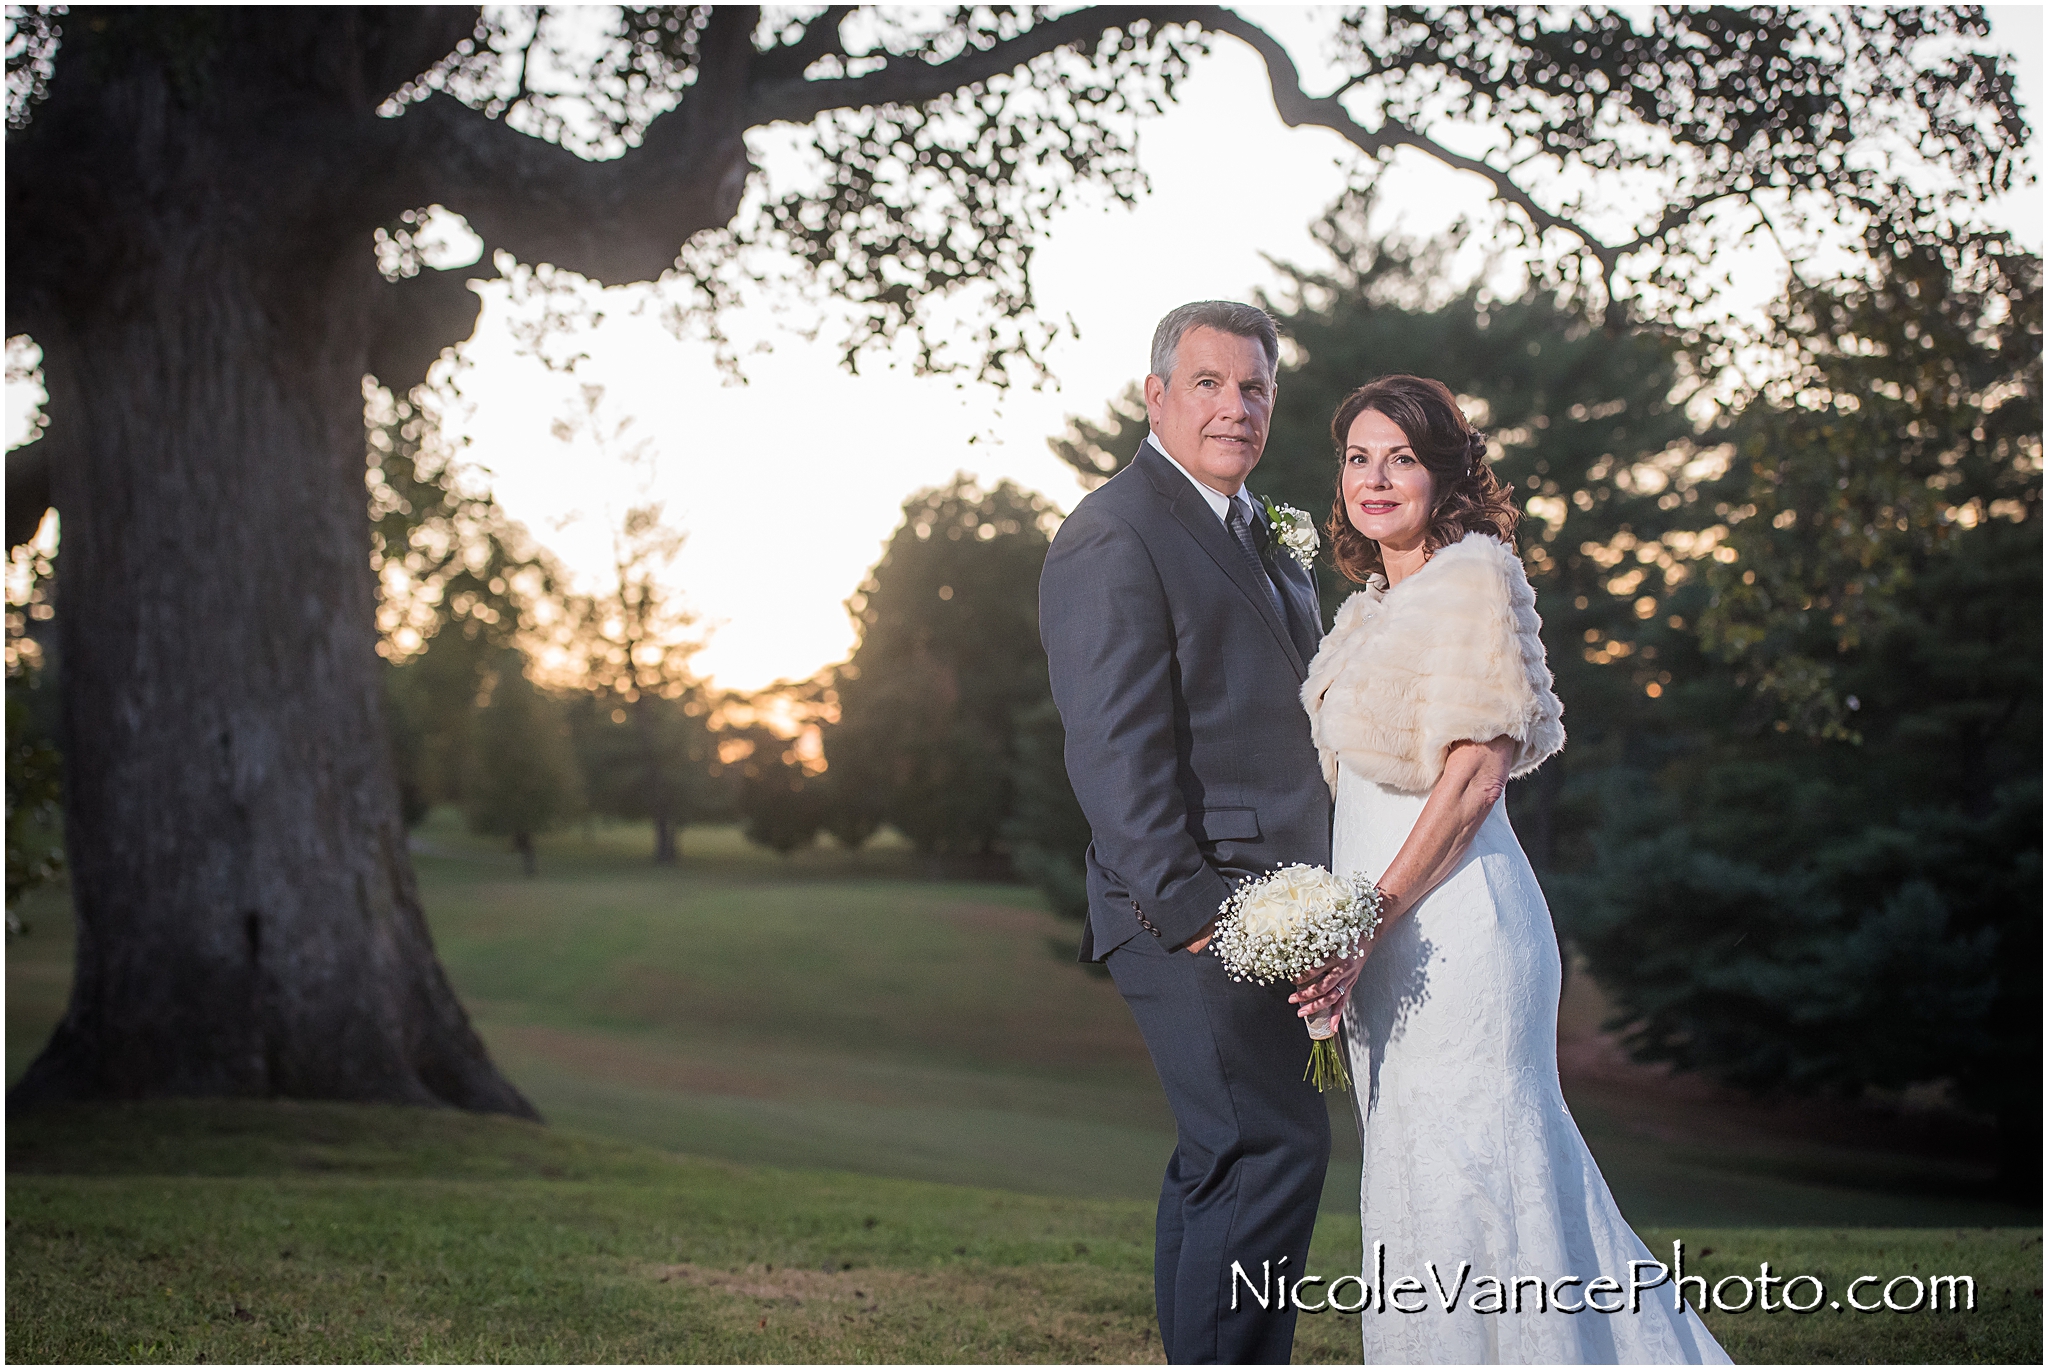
[1183,919,1218,955]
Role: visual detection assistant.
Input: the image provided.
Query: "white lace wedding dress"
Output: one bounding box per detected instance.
[1335,762,1729,1364]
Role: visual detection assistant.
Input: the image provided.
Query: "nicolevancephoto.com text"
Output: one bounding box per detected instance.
[1233,1241,1981,1318]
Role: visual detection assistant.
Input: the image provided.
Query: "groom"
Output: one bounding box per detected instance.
[1039,301,1333,1363]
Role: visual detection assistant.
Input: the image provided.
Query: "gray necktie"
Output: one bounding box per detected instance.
[1225,500,1285,621]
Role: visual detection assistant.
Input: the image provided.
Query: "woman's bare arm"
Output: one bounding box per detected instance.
[1289,735,1517,1020]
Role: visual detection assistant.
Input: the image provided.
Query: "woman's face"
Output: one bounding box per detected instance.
[1341,408,1435,551]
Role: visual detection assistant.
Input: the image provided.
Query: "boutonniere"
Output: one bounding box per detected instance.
[1258,495,1320,569]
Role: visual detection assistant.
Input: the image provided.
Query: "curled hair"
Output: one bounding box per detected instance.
[1326,375,1519,584]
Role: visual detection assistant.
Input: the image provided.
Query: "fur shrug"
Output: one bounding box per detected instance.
[1303,531,1565,795]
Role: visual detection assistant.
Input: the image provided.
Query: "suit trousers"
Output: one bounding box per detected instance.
[1107,929,1332,1364]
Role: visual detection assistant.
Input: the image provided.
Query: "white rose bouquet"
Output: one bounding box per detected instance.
[1209,864,1384,1092]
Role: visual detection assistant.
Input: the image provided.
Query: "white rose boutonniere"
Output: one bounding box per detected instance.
[1258,496,1320,569]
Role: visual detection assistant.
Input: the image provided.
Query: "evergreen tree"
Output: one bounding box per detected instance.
[1567,232,2042,1195]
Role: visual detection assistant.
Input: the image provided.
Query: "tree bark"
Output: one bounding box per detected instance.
[6,14,532,1116]
[12,231,531,1116]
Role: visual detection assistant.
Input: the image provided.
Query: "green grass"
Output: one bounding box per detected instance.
[1636,1227,2042,1365]
[6,1103,2038,1364]
[7,815,2042,1362]
[5,1101,1171,1363]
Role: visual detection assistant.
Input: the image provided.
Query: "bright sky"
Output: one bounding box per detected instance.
[9,10,2041,694]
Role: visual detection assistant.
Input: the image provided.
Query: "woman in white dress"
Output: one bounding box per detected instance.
[1289,376,1728,1364]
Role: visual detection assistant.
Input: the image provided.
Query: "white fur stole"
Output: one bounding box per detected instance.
[1302,531,1565,795]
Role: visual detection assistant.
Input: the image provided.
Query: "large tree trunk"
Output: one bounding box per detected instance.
[8,66,532,1115]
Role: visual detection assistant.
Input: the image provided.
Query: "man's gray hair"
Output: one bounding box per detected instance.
[1149,301,1279,382]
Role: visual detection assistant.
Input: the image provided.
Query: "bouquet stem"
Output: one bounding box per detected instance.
[1303,1012,1352,1093]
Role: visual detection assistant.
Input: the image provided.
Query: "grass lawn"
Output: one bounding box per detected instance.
[7,1102,2040,1364]
[8,816,2041,1362]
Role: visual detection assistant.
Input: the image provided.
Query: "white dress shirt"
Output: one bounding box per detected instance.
[1146,430,1261,529]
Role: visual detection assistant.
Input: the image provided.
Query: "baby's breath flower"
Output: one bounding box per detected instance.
[1209,864,1384,1093]
[1258,497,1320,569]
[1211,864,1380,985]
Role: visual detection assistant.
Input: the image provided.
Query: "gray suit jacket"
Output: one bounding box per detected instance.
[1039,440,1333,960]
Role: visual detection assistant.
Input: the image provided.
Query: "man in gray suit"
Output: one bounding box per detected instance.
[1038,301,1334,1363]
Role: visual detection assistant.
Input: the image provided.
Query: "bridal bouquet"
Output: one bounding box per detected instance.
[1210,865,1384,1092]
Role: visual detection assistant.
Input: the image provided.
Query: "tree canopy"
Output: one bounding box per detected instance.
[8,6,2022,417]
[822,476,1059,860]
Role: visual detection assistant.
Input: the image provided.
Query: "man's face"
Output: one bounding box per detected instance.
[1143,326,1276,496]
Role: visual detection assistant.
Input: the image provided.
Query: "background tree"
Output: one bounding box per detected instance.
[722,715,830,857]
[5,687,63,933]
[1003,697,1093,923]
[463,649,585,875]
[370,383,562,826]
[2,5,2021,1113]
[713,676,844,855]
[563,501,709,863]
[803,675,890,855]
[764,673,884,855]
[1566,231,2042,1195]
[823,477,1058,866]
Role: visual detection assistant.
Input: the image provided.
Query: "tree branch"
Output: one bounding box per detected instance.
[383,4,1722,303]
[380,6,1213,284]
[1200,9,1635,296]
[366,267,487,394]
[1607,188,1757,261]
[6,438,53,550]
[752,5,855,84]
[375,8,763,284]
[352,8,483,117]
[745,6,1210,127]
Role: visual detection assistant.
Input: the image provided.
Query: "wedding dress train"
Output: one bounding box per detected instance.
[1335,762,1729,1364]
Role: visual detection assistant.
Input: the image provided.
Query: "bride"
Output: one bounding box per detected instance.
[1291,375,1728,1364]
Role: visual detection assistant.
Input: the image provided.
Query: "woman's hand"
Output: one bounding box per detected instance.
[1290,950,1367,1023]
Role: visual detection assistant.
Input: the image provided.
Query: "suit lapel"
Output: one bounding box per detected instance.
[1135,443,1306,679]
[1273,553,1323,662]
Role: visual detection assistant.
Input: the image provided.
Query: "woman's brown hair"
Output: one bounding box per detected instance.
[1326,375,1519,584]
